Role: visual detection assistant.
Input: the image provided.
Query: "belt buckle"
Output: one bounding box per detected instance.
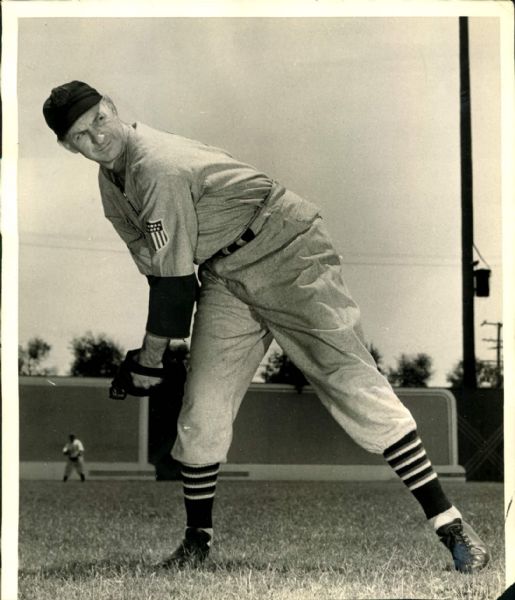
[217,227,256,258]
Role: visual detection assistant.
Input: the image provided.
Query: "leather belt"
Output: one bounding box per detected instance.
[212,183,285,259]
[214,227,257,258]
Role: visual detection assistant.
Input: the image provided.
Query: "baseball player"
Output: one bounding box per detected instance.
[62,433,86,482]
[43,81,489,573]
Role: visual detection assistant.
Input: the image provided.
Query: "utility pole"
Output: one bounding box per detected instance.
[481,320,503,387]
[459,17,477,389]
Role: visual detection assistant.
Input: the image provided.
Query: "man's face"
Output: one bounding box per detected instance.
[64,99,127,169]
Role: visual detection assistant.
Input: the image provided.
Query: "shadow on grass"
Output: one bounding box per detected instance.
[20,555,354,579]
[19,554,459,581]
[207,558,350,575]
[207,558,464,576]
[19,555,152,580]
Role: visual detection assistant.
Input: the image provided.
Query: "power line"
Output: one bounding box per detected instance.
[20,232,502,262]
[473,243,491,268]
[19,241,127,254]
[18,241,465,267]
[19,240,503,268]
[343,260,460,267]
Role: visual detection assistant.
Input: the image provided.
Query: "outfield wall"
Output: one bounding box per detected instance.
[18,377,464,481]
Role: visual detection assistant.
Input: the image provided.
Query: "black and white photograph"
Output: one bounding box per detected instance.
[2,1,514,599]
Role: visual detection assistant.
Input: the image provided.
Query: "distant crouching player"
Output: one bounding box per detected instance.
[62,433,86,482]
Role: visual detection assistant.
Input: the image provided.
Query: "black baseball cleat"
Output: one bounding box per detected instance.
[158,528,211,568]
[437,518,490,573]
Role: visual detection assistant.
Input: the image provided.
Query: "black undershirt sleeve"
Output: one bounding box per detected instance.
[146,273,199,338]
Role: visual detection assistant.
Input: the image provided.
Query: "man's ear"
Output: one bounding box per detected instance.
[58,139,79,154]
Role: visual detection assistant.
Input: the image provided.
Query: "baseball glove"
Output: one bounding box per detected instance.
[109,349,166,400]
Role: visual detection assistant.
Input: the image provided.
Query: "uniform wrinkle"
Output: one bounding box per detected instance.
[178,213,416,462]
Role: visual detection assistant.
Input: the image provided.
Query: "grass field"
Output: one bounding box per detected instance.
[17,479,505,599]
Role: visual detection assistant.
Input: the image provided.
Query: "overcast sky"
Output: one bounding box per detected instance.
[11,9,505,386]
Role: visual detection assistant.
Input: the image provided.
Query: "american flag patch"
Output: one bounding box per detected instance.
[146,219,169,251]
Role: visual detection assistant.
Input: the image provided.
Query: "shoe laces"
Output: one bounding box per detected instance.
[448,523,470,546]
[445,522,485,556]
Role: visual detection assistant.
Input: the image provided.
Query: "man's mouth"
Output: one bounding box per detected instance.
[97,139,111,153]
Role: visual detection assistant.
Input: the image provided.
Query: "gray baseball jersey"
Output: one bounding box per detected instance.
[99,123,277,338]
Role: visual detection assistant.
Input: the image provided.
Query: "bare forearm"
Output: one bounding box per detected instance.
[138,332,170,367]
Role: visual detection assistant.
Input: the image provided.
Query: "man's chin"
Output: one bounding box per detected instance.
[102,149,126,172]
[97,153,123,171]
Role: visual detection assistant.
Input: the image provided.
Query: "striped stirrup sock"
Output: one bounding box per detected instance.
[181,463,220,529]
[383,430,452,519]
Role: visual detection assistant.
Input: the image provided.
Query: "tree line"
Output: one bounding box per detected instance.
[18,333,503,389]
[19,333,125,378]
[257,344,503,390]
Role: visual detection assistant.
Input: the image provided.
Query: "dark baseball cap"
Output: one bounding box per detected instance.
[43,80,102,140]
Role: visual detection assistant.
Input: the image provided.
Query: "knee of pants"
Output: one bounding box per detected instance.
[171,413,234,465]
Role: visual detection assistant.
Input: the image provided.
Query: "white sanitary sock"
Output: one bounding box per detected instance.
[430,505,462,531]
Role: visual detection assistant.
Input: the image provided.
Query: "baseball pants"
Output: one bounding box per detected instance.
[64,457,85,478]
[172,190,417,465]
